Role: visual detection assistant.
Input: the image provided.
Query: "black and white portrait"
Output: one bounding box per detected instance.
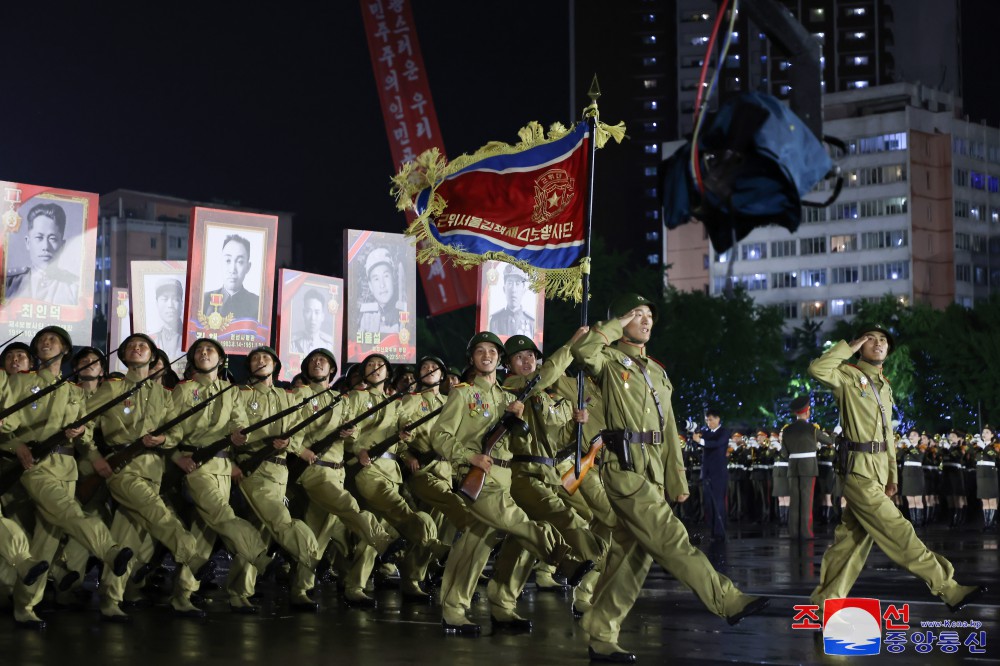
[200,227,265,321]
[4,200,85,305]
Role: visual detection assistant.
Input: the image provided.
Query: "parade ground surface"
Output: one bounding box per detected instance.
[8,520,999,665]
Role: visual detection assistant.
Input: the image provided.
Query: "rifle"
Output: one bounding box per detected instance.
[458,374,541,502]
[344,406,445,479]
[0,331,22,350]
[560,434,604,495]
[0,364,162,496]
[0,353,107,424]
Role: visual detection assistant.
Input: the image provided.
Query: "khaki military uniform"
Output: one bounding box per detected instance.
[573,319,760,652]
[92,370,209,610]
[808,341,974,608]
[295,382,394,601]
[164,374,270,607]
[491,345,608,616]
[434,373,582,626]
[2,367,126,619]
[231,382,321,603]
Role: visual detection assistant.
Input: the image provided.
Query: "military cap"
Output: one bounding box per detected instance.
[504,334,541,359]
[186,337,226,370]
[248,345,282,376]
[789,395,811,414]
[0,341,31,366]
[607,293,657,322]
[31,325,73,357]
[466,331,505,360]
[502,264,528,283]
[365,247,393,275]
[156,278,183,299]
[854,322,895,353]
[301,348,338,378]
[117,333,160,367]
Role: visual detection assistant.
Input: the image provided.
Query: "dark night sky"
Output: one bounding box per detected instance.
[3,1,998,280]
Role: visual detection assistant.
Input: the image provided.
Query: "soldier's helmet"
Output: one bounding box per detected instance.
[854,323,895,353]
[416,355,448,386]
[504,335,541,359]
[72,346,107,374]
[360,352,392,385]
[607,293,657,322]
[301,348,338,380]
[0,341,31,367]
[186,337,227,371]
[30,325,73,358]
[117,333,160,368]
[248,345,282,376]
[466,331,505,361]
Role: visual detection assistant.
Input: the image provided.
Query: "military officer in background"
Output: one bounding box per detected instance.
[573,294,768,662]
[807,324,985,614]
[488,265,535,337]
[782,395,832,539]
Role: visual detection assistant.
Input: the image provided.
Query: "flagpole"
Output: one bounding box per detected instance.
[575,75,600,479]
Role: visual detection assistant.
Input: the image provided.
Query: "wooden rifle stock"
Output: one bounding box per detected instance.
[458,375,540,502]
[561,435,604,495]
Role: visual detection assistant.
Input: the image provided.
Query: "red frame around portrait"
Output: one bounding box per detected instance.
[0,181,99,346]
[184,207,278,354]
[475,259,545,349]
[275,269,344,383]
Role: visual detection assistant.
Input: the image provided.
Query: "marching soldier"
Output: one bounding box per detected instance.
[88,333,215,621]
[5,326,134,629]
[232,346,323,612]
[164,338,279,616]
[807,324,984,614]
[573,294,768,662]
[434,331,594,636]
[782,396,832,539]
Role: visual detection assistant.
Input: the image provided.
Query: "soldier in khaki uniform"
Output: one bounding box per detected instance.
[88,333,215,621]
[399,354,469,602]
[5,327,133,629]
[434,331,594,636]
[294,348,398,608]
[783,395,833,539]
[490,332,606,631]
[808,324,985,613]
[165,338,278,615]
[573,295,768,662]
[349,353,447,603]
[231,346,322,612]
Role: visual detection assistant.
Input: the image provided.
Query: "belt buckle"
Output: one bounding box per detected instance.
[652,431,662,444]
[622,428,632,444]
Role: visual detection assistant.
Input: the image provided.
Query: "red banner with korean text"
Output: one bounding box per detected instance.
[359,0,476,315]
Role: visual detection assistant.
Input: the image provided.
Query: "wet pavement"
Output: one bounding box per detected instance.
[6,519,999,665]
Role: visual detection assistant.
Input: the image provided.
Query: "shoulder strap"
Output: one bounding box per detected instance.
[630,357,665,431]
[855,368,890,442]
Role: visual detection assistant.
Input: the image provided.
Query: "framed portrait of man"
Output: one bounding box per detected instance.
[184,207,278,354]
[275,269,344,383]
[109,287,132,374]
[0,182,99,346]
[476,260,545,348]
[344,229,415,364]
[130,260,187,372]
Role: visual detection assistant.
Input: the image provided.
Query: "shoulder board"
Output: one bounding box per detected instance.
[284,388,296,394]
[240,386,253,391]
[108,377,123,383]
[6,266,28,277]
[454,382,471,388]
[646,355,667,371]
[177,380,193,386]
[163,386,174,392]
[843,363,861,371]
[17,370,35,375]
[813,423,820,430]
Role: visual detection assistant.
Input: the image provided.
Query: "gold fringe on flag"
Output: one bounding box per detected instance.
[391,119,625,303]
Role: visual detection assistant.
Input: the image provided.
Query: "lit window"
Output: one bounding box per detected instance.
[646,254,660,264]
[643,56,658,67]
[852,56,869,65]
[691,36,709,46]
[643,79,658,89]
[644,166,658,177]
[780,85,793,95]
[644,144,659,155]
[852,80,869,89]
[809,8,825,21]
[850,31,867,40]
[847,7,867,16]
[642,34,658,45]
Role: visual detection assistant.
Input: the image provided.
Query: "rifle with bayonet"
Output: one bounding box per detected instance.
[458,374,541,502]
[0,365,162,495]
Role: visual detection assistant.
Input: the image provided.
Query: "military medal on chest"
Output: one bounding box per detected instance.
[123,398,132,415]
[858,375,868,398]
[192,389,201,403]
[30,385,40,409]
[250,400,259,412]
[622,371,630,390]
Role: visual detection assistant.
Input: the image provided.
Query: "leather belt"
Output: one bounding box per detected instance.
[773,461,789,467]
[491,458,512,469]
[178,445,229,458]
[819,461,834,467]
[943,462,964,468]
[263,456,287,467]
[788,452,816,459]
[978,460,996,467]
[315,460,344,469]
[53,445,75,456]
[845,440,887,454]
[903,461,923,467]
[511,455,555,466]
[603,429,662,445]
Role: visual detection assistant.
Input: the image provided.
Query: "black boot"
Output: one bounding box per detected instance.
[915,508,925,527]
[778,506,789,526]
[950,509,960,528]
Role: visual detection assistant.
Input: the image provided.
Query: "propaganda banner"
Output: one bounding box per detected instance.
[476,260,544,349]
[344,229,416,364]
[108,287,131,374]
[0,181,99,346]
[130,260,187,371]
[184,208,278,355]
[360,0,477,314]
[275,269,344,383]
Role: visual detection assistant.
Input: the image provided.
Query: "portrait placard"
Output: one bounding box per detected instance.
[0,182,99,346]
[275,269,344,383]
[344,229,416,363]
[184,207,278,354]
[130,260,187,371]
[109,287,131,374]
[476,260,545,348]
